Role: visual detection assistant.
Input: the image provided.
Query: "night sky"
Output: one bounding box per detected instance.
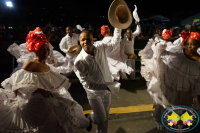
[0,0,199,27]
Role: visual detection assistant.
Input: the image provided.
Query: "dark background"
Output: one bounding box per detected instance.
[0,0,200,28]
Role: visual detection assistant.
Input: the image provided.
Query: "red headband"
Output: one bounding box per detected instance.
[26,27,49,52]
[181,32,200,46]
[162,29,173,40]
[101,25,110,36]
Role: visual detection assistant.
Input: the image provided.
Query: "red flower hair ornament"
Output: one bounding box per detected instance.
[26,27,49,52]
[101,25,110,36]
[181,32,200,46]
[162,29,173,40]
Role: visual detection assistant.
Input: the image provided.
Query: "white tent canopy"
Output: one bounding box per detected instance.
[181,13,200,26]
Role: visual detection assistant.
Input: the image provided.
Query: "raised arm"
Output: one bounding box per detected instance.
[132,22,141,37]
[95,28,122,54]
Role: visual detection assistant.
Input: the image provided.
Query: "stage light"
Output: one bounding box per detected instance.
[6,1,13,7]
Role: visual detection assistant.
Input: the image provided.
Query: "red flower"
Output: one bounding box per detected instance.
[181,32,200,46]
[162,29,173,39]
[26,27,49,52]
[173,121,177,125]
[101,25,110,36]
[183,121,188,125]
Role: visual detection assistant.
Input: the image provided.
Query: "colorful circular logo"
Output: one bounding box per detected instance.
[161,105,199,132]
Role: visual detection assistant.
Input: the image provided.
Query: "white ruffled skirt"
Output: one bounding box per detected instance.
[0,88,89,133]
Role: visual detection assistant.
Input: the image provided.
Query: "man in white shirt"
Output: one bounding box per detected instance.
[74,28,122,133]
[121,21,141,80]
[59,26,79,71]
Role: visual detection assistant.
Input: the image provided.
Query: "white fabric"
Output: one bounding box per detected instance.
[140,41,200,127]
[59,33,79,72]
[59,33,79,56]
[126,59,135,79]
[96,36,133,81]
[9,43,71,75]
[173,37,183,46]
[133,5,140,22]
[138,38,154,60]
[120,25,141,79]
[76,25,85,31]
[74,28,122,133]
[0,66,89,133]
[17,43,55,65]
[7,43,21,59]
[88,90,111,133]
[74,28,122,95]
[122,25,141,54]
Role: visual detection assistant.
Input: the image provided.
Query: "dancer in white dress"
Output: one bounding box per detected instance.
[0,27,91,133]
[8,42,56,74]
[121,21,141,80]
[95,25,133,80]
[8,42,72,75]
[140,29,200,130]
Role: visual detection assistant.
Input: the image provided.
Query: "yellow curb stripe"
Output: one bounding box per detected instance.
[83,104,154,115]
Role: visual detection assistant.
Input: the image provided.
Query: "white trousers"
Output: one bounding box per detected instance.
[88,90,111,133]
[65,53,77,72]
[127,59,135,80]
[74,104,90,128]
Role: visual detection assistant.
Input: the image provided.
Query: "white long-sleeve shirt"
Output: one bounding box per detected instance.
[74,28,122,97]
[121,25,141,54]
[59,33,79,54]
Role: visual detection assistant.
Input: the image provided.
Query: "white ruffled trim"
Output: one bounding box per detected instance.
[141,42,200,108]
[1,69,71,93]
[0,69,81,133]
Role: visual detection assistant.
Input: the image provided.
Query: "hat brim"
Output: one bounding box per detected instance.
[108,0,133,29]
[69,45,82,55]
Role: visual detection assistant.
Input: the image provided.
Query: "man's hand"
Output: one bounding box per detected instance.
[68,49,73,53]
[135,21,140,25]
[51,60,55,66]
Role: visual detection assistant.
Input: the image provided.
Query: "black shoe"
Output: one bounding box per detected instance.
[85,114,92,132]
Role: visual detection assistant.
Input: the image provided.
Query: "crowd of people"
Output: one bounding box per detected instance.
[1,0,200,132]
[2,19,200,43]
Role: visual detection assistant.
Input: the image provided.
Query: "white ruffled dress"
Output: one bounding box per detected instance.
[138,37,163,60]
[140,40,200,127]
[0,65,89,133]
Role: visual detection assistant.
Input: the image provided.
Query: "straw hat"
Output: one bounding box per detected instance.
[125,53,137,59]
[69,45,82,55]
[108,0,133,29]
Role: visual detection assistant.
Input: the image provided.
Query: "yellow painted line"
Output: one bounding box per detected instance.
[83,104,154,115]
[134,49,142,51]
